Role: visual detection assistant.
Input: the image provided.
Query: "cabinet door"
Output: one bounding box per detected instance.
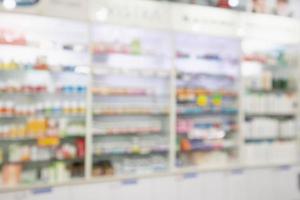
[202,171,227,200]
[244,168,275,200]
[272,166,300,200]
[225,170,247,200]
[177,173,204,200]
[0,191,28,200]
[110,179,152,200]
[69,182,113,200]
[151,176,179,200]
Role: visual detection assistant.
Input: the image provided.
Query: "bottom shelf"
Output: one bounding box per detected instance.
[92,152,168,177]
[1,160,299,194]
[0,159,85,188]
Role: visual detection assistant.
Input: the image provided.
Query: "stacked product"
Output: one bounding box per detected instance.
[0,118,86,139]
[244,118,296,140]
[0,101,86,117]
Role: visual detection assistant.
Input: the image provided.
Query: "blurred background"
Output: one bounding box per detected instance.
[0,0,299,200]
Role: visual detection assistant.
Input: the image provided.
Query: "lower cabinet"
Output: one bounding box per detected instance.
[1,166,299,200]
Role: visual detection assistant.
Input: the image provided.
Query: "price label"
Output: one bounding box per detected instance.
[183,172,198,179]
[38,136,60,147]
[279,165,291,171]
[197,95,208,107]
[231,169,244,175]
[32,187,52,195]
[122,179,138,186]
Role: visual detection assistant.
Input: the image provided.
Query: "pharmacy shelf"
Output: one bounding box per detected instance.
[0,93,86,97]
[2,158,84,166]
[0,135,85,143]
[177,109,238,116]
[179,145,236,153]
[245,113,296,118]
[174,32,241,168]
[93,113,168,117]
[0,68,88,74]
[246,89,296,94]
[93,130,162,136]
[245,137,297,143]
[91,67,171,176]
[0,41,86,51]
[0,13,89,188]
[89,21,173,178]
[93,149,168,157]
[0,115,86,119]
[241,37,300,167]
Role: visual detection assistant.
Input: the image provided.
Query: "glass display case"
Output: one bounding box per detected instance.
[174,33,241,168]
[242,39,299,165]
[90,24,172,176]
[0,13,89,187]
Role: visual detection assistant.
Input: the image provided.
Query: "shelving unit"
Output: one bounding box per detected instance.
[0,0,299,192]
[0,14,89,187]
[90,24,172,177]
[174,33,241,168]
[241,40,300,166]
